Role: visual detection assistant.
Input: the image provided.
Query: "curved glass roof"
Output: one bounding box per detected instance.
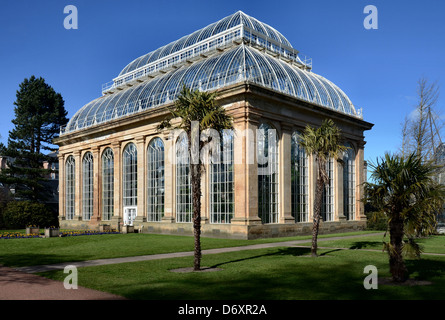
[118,11,292,77]
[65,44,358,133]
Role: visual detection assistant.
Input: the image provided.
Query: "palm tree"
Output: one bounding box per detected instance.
[158,85,233,271]
[299,119,346,257]
[364,152,445,282]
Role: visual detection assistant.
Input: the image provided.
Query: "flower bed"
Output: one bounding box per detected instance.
[59,229,120,237]
[0,229,120,239]
[0,232,41,239]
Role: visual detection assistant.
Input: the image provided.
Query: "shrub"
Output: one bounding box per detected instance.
[365,210,388,231]
[3,201,59,229]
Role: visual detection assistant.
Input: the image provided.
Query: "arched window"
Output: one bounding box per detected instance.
[123,143,137,207]
[65,155,75,220]
[210,130,234,224]
[176,132,192,222]
[321,158,334,221]
[343,143,356,220]
[147,137,165,222]
[291,131,309,222]
[102,148,114,221]
[82,152,94,221]
[257,123,279,224]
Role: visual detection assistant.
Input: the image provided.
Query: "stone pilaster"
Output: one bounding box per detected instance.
[135,137,146,223]
[162,132,175,223]
[90,146,101,227]
[111,142,122,230]
[58,153,65,222]
[356,142,367,221]
[73,150,82,221]
[279,123,294,224]
[336,156,346,221]
[231,111,262,226]
[308,154,316,222]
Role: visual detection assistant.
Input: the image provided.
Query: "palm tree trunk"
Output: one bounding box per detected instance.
[312,159,326,257]
[191,162,202,271]
[389,213,408,282]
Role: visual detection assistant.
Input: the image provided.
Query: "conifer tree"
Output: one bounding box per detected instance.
[0,76,68,202]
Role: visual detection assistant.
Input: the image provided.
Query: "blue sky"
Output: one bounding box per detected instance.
[0,0,444,166]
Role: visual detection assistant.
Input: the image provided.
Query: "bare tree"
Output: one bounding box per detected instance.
[399,77,443,161]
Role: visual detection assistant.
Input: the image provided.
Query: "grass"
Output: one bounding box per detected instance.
[39,246,445,300]
[3,230,445,299]
[298,233,445,254]
[0,230,379,268]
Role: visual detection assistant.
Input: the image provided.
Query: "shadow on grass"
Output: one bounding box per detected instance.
[349,241,382,250]
[120,258,367,299]
[124,249,445,300]
[209,247,314,269]
[0,253,90,268]
[35,246,445,300]
[406,258,445,281]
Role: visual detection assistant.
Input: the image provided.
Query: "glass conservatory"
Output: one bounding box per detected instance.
[55,11,373,239]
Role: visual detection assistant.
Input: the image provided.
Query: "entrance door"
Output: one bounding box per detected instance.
[124,206,137,226]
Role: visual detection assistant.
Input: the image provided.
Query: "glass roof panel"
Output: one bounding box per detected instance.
[158,41,177,60]
[227,11,241,29]
[171,35,189,53]
[67,43,358,134]
[117,11,294,78]
[124,82,150,116]
[223,46,246,86]
[196,21,217,43]
[96,90,127,124]
[137,52,156,70]
[280,62,305,97]
[211,15,232,36]
[206,46,242,89]
[183,29,202,49]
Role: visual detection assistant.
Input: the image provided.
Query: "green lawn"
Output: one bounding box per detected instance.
[2,230,445,300]
[298,233,445,254]
[39,245,445,300]
[0,230,378,268]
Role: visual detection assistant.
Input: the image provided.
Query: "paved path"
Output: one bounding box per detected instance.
[15,232,386,274]
[1,232,385,300]
[0,265,126,300]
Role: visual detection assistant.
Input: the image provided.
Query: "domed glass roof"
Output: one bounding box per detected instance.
[118,11,292,77]
[65,44,359,133]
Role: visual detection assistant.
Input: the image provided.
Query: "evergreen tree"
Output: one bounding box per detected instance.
[0,76,68,202]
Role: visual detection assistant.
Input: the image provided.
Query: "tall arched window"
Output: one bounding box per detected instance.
[176,132,192,223]
[123,143,137,207]
[65,155,75,220]
[291,131,309,222]
[102,148,114,221]
[321,158,334,221]
[210,130,234,224]
[257,123,279,224]
[147,137,165,222]
[343,143,356,220]
[82,152,94,221]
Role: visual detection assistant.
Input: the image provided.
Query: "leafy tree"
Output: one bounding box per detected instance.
[3,200,59,229]
[364,153,445,282]
[158,85,233,271]
[299,119,346,257]
[0,76,68,202]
